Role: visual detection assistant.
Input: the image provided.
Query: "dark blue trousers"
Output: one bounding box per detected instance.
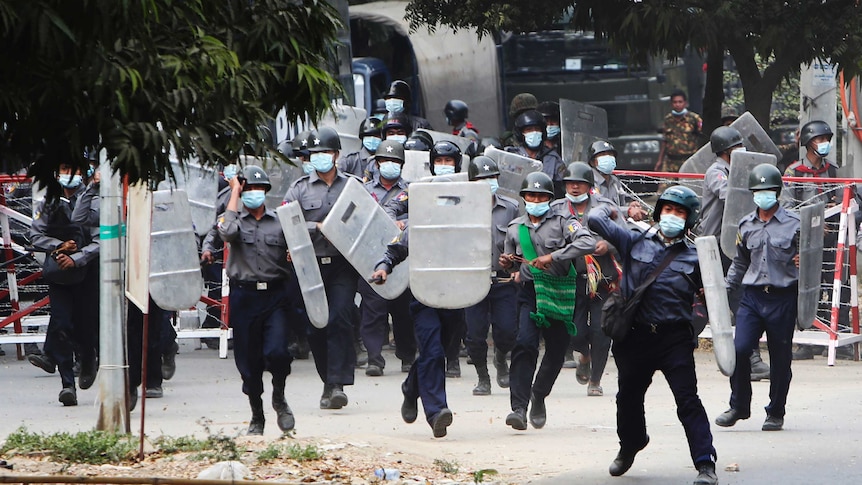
[358,279,416,368]
[730,286,796,418]
[570,281,611,383]
[613,323,716,466]
[402,301,460,423]
[465,281,518,366]
[128,298,173,389]
[45,264,99,389]
[307,257,358,386]
[509,282,570,411]
[230,282,294,398]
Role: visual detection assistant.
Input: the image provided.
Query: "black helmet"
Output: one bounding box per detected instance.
[381,113,411,137]
[444,100,469,124]
[291,130,313,156]
[307,127,341,152]
[799,120,833,147]
[514,109,547,145]
[375,140,405,163]
[384,80,411,102]
[404,131,434,151]
[563,162,595,185]
[429,141,462,175]
[710,126,744,154]
[477,137,502,153]
[588,140,617,160]
[276,139,295,161]
[241,165,271,190]
[537,101,561,121]
[653,185,701,229]
[371,98,388,118]
[468,156,500,180]
[520,171,555,197]
[359,118,382,138]
[748,163,782,194]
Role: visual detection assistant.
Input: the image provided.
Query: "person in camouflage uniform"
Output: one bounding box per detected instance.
[657,90,703,175]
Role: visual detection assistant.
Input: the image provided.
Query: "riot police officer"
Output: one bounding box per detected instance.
[465,156,519,395]
[403,131,434,152]
[283,127,360,410]
[499,172,596,430]
[506,110,566,198]
[537,101,561,156]
[588,185,718,485]
[588,140,647,221]
[716,164,800,433]
[383,80,432,131]
[219,165,296,435]
[444,99,479,143]
[340,118,382,179]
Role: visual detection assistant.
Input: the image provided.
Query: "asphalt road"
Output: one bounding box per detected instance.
[2,341,862,484]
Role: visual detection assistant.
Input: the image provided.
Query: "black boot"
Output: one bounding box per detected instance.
[750,348,770,381]
[609,435,649,477]
[445,358,461,378]
[247,396,265,435]
[493,348,509,388]
[472,362,491,396]
[272,378,295,433]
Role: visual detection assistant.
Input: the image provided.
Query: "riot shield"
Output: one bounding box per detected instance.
[798,202,825,330]
[695,236,736,377]
[157,160,219,237]
[419,172,470,182]
[483,146,542,201]
[401,150,432,182]
[680,111,782,177]
[317,105,367,156]
[149,190,205,311]
[319,178,409,300]
[277,202,329,328]
[408,181,492,309]
[238,155,304,211]
[720,152,777,259]
[416,129,474,155]
[559,99,608,164]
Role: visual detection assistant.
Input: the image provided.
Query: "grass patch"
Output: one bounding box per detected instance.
[1,426,136,464]
[434,458,459,474]
[153,435,210,454]
[256,443,323,463]
[473,468,499,483]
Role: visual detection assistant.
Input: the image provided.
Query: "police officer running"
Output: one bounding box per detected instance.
[218,165,296,435]
[715,163,800,433]
[588,141,648,221]
[499,172,596,430]
[588,185,718,485]
[506,110,566,198]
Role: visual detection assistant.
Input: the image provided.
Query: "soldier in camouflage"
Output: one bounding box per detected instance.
[657,90,703,175]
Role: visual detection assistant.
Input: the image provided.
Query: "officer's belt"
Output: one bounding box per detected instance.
[747,284,797,295]
[490,270,514,284]
[232,279,285,291]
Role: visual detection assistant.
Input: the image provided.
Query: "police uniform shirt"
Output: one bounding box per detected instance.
[780,158,838,208]
[503,210,596,282]
[338,149,373,179]
[726,206,800,291]
[551,194,623,274]
[364,172,408,207]
[217,208,291,283]
[283,170,357,257]
[71,182,100,228]
[699,157,730,238]
[376,226,410,274]
[383,186,410,222]
[32,186,99,267]
[591,167,631,208]
[508,146,566,185]
[492,194,520,272]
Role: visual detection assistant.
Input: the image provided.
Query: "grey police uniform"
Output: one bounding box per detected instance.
[592,167,631,208]
[700,157,729,239]
[338,148,374,179]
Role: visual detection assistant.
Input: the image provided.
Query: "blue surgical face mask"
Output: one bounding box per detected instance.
[241,190,266,209]
[523,131,543,149]
[546,125,561,139]
[302,162,314,175]
[485,178,499,194]
[671,108,688,116]
[309,152,334,173]
[566,192,589,204]
[596,155,617,175]
[58,174,82,189]
[223,164,238,181]
[752,190,778,210]
[658,213,686,237]
[86,164,95,178]
[388,134,407,145]
[363,136,382,153]
[434,165,456,176]
[378,161,402,180]
[385,99,404,113]
[816,141,831,156]
[524,201,551,217]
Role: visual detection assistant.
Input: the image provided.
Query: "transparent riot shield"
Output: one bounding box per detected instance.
[238,155,304,211]
[317,105,367,156]
[720,152,777,259]
[277,202,329,328]
[798,202,825,330]
[402,150,432,182]
[695,236,736,376]
[559,99,608,164]
[416,129,474,155]
[483,146,542,201]
[149,190,205,311]
[320,178,409,300]
[681,111,782,177]
[419,172,470,182]
[408,181,492,309]
[157,159,219,237]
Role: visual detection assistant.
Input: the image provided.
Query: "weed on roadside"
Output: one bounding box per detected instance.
[0,426,136,464]
[434,458,459,474]
[256,443,323,463]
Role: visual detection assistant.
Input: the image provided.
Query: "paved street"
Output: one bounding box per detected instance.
[2,341,862,484]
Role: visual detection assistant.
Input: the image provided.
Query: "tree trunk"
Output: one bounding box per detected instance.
[701,44,726,136]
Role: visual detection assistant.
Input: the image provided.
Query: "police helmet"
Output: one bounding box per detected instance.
[384,80,412,102]
[375,140,405,164]
[710,126,744,154]
[653,185,700,229]
[276,139,296,161]
[404,131,433,151]
[429,141,462,175]
[359,118,382,138]
[241,166,271,190]
[509,93,538,119]
[444,100,469,124]
[799,120,833,147]
[478,137,502,153]
[468,156,500,181]
[307,127,341,153]
[381,113,411,137]
[588,140,617,160]
[748,163,782,195]
[519,171,555,197]
[514,109,547,144]
[371,99,388,118]
[537,101,561,121]
[563,162,595,185]
[291,130,313,156]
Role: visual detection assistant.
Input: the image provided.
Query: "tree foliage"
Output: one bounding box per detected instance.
[0,0,343,193]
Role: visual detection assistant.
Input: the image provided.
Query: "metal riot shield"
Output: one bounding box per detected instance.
[798,202,825,330]
[720,152,777,259]
[681,111,782,178]
[483,146,543,201]
[420,172,470,182]
[317,105,367,156]
[157,159,219,237]
[149,190,205,311]
[559,99,608,164]
[319,178,409,300]
[402,150,432,182]
[238,155,304,210]
[277,202,329,328]
[416,129,474,155]
[695,236,736,376]
[408,181,492,309]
